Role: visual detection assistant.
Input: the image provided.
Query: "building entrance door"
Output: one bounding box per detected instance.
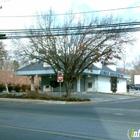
[110,77,117,92]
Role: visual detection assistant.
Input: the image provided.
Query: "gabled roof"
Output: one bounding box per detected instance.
[92,64,127,75]
[17,61,112,72]
[16,61,51,71]
[15,61,129,78]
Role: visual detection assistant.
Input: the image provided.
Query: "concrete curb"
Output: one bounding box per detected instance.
[0,98,93,105]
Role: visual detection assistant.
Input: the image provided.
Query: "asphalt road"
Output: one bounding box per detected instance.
[0,97,140,140]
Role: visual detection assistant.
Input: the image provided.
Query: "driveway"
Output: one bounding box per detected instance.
[71,92,137,102]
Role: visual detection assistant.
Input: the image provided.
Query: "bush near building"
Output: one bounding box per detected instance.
[7,83,31,92]
[0,91,91,102]
[0,70,40,91]
[0,83,5,92]
[21,84,30,92]
[13,84,21,92]
[8,83,14,92]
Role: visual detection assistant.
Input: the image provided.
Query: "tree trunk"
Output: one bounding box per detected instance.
[65,81,72,98]
[5,84,9,94]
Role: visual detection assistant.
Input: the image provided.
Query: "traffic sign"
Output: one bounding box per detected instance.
[57,73,63,82]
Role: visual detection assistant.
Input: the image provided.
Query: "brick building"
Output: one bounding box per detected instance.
[0,70,39,86]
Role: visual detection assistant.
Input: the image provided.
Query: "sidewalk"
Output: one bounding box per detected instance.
[110,90,140,97]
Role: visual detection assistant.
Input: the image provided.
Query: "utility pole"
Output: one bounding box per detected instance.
[0,5,7,39]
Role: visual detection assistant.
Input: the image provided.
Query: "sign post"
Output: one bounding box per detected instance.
[57,73,63,97]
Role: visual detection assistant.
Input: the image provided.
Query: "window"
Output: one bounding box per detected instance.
[71,83,74,89]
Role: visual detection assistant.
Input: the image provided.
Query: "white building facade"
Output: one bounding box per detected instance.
[14,61,130,93]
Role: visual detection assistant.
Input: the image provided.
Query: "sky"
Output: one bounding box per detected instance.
[0,0,140,68]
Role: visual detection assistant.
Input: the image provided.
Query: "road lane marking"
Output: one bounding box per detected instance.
[94,107,140,113]
[0,124,106,140]
[113,113,124,116]
[0,110,140,125]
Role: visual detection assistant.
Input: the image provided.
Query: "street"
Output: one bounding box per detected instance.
[0,94,140,140]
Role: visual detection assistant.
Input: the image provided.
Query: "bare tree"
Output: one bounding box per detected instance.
[125,55,140,83]
[13,11,135,97]
[118,55,140,83]
[0,41,7,69]
[12,60,20,70]
[131,55,140,74]
[2,59,13,70]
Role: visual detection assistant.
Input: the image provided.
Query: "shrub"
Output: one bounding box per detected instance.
[0,83,5,92]
[0,94,8,98]
[14,84,21,92]
[35,85,39,91]
[25,91,52,99]
[7,94,14,98]
[0,91,90,102]
[21,84,28,92]
[26,85,30,91]
[8,83,14,92]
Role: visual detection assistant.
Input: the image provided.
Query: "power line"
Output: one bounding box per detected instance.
[3,27,139,39]
[0,5,140,18]
[0,24,140,39]
[0,21,140,40]
[0,21,140,32]
[57,5,140,15]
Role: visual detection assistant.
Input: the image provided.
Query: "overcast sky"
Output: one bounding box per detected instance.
[0,0,140,67]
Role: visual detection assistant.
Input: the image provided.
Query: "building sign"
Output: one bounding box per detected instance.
[100,70,124,78]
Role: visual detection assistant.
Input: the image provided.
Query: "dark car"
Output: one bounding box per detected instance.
[129,84,135,89]
[134,85,140,90]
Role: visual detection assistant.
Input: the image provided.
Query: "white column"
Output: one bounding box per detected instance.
[77,79,80,92]
[31,76,34,91]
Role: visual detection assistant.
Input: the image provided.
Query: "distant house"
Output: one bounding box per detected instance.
[14,61,130,93]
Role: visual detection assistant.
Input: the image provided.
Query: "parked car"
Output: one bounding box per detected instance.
[134,85,140,90]
[129,84,135,89]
